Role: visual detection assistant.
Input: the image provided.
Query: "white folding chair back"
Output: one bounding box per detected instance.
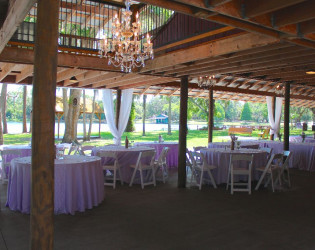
[226,153,254,194]
[276,151,291,187]
[193,146,207,152]
[260,147,273,162]
[186,149,195,184]
[1,149,21,182]
[188,150,217,190]
[57,143,72,155]
[255,153,283,192]
[154,147,169,183]
[80,145,95,156]
[68,145,79,155]
[129,150,156,189]
[97,151,123,189]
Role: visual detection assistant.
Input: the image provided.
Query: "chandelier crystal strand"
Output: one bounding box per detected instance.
[99,0,154,73]
[197,75,216,88]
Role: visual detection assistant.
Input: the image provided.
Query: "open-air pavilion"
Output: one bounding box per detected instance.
[0,0,315,249]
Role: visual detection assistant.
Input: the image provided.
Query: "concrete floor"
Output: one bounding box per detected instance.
[1,169,315,250]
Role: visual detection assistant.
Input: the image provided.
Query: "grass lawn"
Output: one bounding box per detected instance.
[3,127,313,149]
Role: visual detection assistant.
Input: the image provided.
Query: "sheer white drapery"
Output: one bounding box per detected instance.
[102,89,134,145]
[266,96,283,138]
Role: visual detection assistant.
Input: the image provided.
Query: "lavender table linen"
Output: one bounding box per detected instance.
[92,146,155,184]
[208,142,260,149]
[134,142,179,168]
[6,155,104,215]
[200,148,268,185]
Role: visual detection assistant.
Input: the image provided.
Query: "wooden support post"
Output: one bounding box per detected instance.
[115,89,121,129]
[142,94,146,136]
[208,88,214,143]
[178,76,188,188]
[284,82,290,151]
[31,0,59,249]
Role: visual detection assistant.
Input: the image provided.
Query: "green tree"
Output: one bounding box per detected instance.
[125,99,136,132]
[241,102,252,121]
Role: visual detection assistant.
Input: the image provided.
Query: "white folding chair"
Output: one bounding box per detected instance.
[255,153,283,192]
[154,147,169,183]
[68,145,79,155]
[193,146,207,152]
[226,154,254,194]
[186,149,196,185]
[260,147,273,162]
[276,151,292,187]
[79,145,95,156]
[97,151,123,189]
[1,149,21,182]
[129,150,156,189]
[57,143,72,155]
[188,150,217,190]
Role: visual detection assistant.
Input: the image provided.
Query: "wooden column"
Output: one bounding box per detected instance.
[178,76,188,188]
[115,89,121,129]
[142,94,146,136]
[208,88,214,143]
[284,82,290,151]
[31,0,59,249]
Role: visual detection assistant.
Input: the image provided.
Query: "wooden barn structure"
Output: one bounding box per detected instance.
[1,0,315,248]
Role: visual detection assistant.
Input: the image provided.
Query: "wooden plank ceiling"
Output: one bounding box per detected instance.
[0,0,314,107]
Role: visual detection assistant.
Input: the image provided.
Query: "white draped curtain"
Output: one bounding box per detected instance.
[266,96,283,138]
[102,89,134,145]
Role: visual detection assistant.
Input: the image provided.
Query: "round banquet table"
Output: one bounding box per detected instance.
[208,142,260,149]
[6,155,104,215]
[92,145,155,183]
[200,148,268,185]
[134,142,178,168]
[260,141,315,171]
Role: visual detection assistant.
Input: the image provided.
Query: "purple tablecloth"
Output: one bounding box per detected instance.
[290,136,315,144]
[200,148,268,185]
[92,146,154,184]
[134,142,179,168]
[6,155,104,215]
[0,145,32,179]
[208,142,260,149]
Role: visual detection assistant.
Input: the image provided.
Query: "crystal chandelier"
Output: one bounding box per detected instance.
[197,75,216,88]
[99,0,154,73]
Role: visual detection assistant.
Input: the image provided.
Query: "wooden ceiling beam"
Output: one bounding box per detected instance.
[0,47,120,72]
[0,63,15,81]
[244,0,305,18]
[56,68,86,82]
[16,65,33,83]
[273,1,315,27]
[299,19,315,35]
[141,33,279,73]
[119,78,176,90]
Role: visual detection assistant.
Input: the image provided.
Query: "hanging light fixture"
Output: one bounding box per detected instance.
[197,75,216,88]
[99,0,154,73]
[275,83,284,96]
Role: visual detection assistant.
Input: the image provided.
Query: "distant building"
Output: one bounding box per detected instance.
[156,114,168,124]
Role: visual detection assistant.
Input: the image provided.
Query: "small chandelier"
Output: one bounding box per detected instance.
[99,0,154,73]
[275,83,285,96]
[197,75,216,88]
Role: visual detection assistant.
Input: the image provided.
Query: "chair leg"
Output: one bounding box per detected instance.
[207,170,217,189]
[129,168,137,187]
[248,171,251,195]
[139,168,144,189]
[226,166,231,191]
[231,169,234,195]
[199,171,204,190]
[113,168,117,189]
[270,171,274,192]
[118,167,123,186]
[152,166,156,187]
[255,171,266,190]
